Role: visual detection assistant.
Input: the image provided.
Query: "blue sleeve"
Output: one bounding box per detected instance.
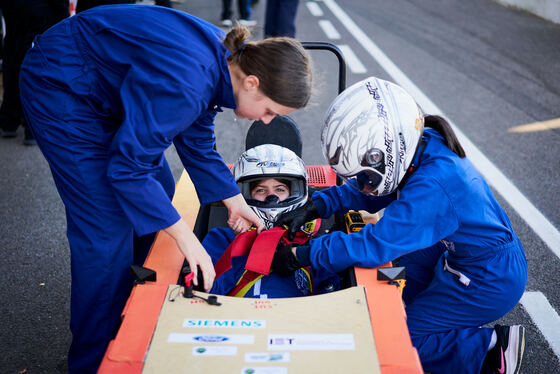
[311,266,340,295]
[106,59,228,235]
[201,227,236,264]
[308,175,460,273]
[312,182,395,217]
[174,110,240,205]
[201,227,246,296]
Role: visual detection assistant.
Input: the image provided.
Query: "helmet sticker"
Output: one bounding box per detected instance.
[398,132,407,165]
[257,161,285,168]
[382,121,394,195]
[365,81,388,121]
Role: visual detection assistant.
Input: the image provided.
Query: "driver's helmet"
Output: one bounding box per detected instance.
[233,144,308,229]
[321,76,424,196]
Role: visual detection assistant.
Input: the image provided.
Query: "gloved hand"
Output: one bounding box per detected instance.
[271,242,302,277]
[275,199,320,240]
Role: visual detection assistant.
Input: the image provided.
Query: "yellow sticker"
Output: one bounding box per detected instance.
[302,220,317,235]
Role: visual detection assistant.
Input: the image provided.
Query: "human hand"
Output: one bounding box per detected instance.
[274,199,320,240]
[165,219,215,291]
[271,242,302,277]
[223,193,265,234]
[176,237,216,292]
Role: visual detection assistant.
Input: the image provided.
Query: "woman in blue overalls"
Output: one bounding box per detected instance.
[273,77,527,374]
[19,5,312,373]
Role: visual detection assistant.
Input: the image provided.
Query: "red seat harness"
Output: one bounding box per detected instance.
[214,220,321,297]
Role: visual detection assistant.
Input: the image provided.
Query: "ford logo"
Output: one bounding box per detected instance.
[193,335,229,343]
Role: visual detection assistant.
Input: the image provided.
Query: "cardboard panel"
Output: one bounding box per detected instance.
[143,286,380,374]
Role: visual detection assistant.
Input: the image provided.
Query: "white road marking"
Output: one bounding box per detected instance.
[306,1,324,17]
[318,19,341,39]
[521,292,560,359]
[509,118,560,133]
[337,45,367,74]
[322,0,560,261]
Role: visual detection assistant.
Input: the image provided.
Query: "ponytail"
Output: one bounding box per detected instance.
[424,115,466,158]
[223,25,312,109]
[222,24,251,56]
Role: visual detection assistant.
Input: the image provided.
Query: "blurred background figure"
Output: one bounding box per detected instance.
[154,0,172,7]
[0,0,69,145]
[221,0,256,27]
[77,1,172,13]
[264,0,299,38]
[76,0,135,13]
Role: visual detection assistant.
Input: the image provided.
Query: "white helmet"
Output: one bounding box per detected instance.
[233,144,308,228]
[321,77,424,196]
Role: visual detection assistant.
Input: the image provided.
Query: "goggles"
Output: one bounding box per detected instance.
[342,169,383,195]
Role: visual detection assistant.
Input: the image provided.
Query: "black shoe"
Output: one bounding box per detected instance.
[484,324,525,374]
[24,128,36,146]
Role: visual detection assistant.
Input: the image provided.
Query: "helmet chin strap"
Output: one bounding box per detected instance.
[397,136,427,191]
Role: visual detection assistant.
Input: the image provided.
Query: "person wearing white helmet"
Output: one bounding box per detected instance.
[202,144,339,298]
[273,77,527,374]
[234,143,309,228]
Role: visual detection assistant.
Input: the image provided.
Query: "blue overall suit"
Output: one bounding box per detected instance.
[19,5,239,373]
[298,129,527,373]
[203,227,339,297]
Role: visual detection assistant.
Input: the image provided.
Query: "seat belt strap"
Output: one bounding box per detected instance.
[229,267,315,297]
[244,219,322,276]
[301,266,313,294]
[214,218,322,286]
[245,227,286,275]
[228,270,265,297]
[214,229,258,279]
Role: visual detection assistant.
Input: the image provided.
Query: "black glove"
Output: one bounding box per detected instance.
[275,200,320,240]
[271,242,302,277]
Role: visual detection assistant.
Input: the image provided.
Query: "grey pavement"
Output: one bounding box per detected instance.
[2,0,560,373]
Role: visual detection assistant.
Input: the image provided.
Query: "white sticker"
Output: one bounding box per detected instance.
[168,333,255,344]
[183,319,266,329]
[267,334,355,351]
[192,346,238,356]
[240,367,287,374]
[245,352,290,363]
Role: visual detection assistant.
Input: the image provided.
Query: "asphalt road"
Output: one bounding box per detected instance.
[1,0,559,373]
